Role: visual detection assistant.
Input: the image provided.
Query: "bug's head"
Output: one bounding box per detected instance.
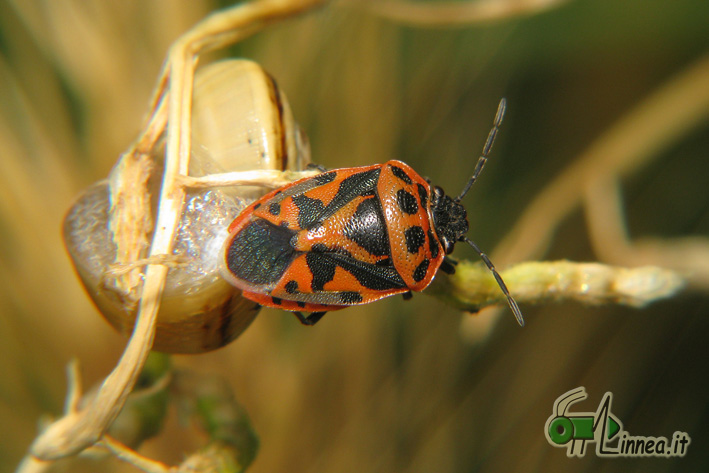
[430,185,468,254]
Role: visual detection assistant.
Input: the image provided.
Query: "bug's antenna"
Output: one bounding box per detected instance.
[455,98,507,202]
[461,236,524,327]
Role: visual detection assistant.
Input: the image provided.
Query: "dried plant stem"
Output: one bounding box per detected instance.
[585,178,709,290]
[22,0,330,468]
[177,169,320,189]
[429,260,684,315]
[98,436,171,473]
[355,0,571,26]
[494,54,709,265]
[460,52,708,338]
[90,366,256,473]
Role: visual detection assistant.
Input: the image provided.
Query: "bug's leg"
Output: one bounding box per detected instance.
[402,291,413,301]
[306,163,329,172]
[440,257,458,275]
[294,311,327,326]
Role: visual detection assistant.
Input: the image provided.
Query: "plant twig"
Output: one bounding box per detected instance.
[23,0,330,467]
[428,260,684,316]
[494,54,709,265]
[351,0,571,27]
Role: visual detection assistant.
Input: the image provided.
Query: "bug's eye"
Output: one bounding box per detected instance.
[430,186,444,204]
[63,60,310,353]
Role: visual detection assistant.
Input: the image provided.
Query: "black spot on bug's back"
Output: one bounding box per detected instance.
[340,291,363,304]
[326,253,406,291]
[271,296,282,305]
[285,280,298,294]
[226,219,297,285]
[297,301,306,308]
[343,197,390,257]
[331,168,381,208]
[305,251,406,292]
[315,171,337,184]
[294,168,381,229]
[390,164,412,184]
[292,194,326,229]
[306,252,337,291]
[404,226,426,254]
[413,259,430,282]
[417,184,428,209]
[397,189,419,215]
[269,202,281,215]
[428,229,440,258]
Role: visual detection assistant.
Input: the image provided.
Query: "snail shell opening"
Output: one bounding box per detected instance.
[63,60,310,353]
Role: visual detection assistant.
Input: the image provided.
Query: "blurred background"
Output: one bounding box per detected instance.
[1,0,707,472]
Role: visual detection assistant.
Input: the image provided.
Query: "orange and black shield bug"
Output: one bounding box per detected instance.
[221,99,524,327]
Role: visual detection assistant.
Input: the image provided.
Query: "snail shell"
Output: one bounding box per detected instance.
[63,60,310,353]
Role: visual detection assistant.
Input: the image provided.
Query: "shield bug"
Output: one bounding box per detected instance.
[221,99,524,327]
